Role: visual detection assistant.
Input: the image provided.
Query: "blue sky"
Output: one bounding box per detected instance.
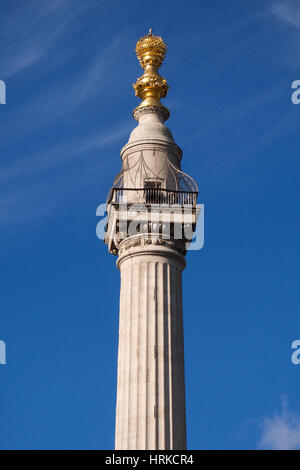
[0,0,300,450]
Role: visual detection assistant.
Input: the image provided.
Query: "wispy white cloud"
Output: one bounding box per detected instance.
[259,398,300,450]
[1,12,128,138]
[271,0,300,29]
[1,0,79,78]
[4,46,45,77]
[0,122,131,227]
[0,1,134,229]
[0,123,130,185]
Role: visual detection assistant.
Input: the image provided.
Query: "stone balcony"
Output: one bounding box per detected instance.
[104,188,200,256]
[107,187,197,207]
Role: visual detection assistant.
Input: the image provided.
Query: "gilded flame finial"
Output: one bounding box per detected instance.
[133,30,169,117]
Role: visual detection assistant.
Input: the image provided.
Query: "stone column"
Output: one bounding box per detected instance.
[115,241,187,450]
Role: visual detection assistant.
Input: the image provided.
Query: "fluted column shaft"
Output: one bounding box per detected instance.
[115,243,186,450]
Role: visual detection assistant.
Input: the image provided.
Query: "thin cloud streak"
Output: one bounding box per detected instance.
[271,0,300,29]
[1,0,79,78]
[0,123,131,227]
[0,123,131,185]
[0,1,134,229]
[1,33,129,140]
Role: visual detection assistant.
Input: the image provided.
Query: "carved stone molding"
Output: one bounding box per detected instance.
[132,105,170,122]
[118,236,186,257]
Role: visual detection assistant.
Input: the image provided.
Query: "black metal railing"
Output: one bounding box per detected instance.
[108,188,197,206]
